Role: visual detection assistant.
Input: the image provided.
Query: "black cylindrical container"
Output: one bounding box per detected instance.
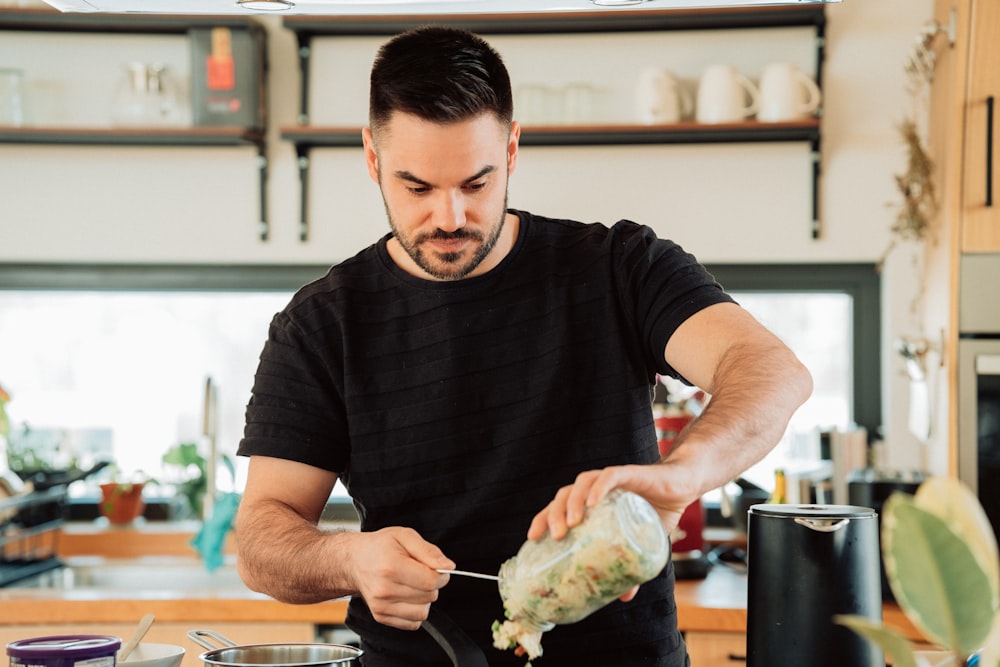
[746,504,883,667]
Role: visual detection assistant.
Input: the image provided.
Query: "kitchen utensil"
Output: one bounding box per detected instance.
[188,630,362,667]
[421,607,489,667]
[120,643,185,667]
[746,504,883,667]
[757,62,821,122]
[110,62,180,126]
[435,569,499,581]
[635,67,691,124]
[16,461,110,491]
[119,613,155,662]
[696,64,759,123]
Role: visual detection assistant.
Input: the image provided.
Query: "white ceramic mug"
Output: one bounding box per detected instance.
[758,62,821,122]
[635,67,691,125]
[695,64,759,124]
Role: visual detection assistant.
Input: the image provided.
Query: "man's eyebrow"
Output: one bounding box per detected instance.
[393,165,497,187]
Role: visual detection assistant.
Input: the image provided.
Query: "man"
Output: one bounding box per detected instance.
[235,25,812,666]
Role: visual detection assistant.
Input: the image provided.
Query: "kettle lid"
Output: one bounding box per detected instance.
[748,503,876,519]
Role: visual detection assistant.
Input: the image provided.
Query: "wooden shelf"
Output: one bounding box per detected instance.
[0,126,263,147]
[0,7,262,32]
[281,6,826,240]
[281,5,826,37]
[281,119,821,149]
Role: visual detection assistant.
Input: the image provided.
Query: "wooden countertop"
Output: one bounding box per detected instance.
[0,558,922,643]
[675,565,925,641]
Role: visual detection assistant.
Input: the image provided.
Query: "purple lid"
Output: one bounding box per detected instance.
[7,635,121,660]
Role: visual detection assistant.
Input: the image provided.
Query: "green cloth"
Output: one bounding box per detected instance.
[191,491,241,572]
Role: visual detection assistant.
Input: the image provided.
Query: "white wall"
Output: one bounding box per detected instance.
[0,0,940,472]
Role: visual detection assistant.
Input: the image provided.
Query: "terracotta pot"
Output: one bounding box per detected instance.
[100,482,146,524]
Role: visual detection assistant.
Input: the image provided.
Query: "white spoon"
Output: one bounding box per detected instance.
[118,613,155,662]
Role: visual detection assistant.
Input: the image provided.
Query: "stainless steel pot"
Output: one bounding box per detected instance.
[188,630,361,667]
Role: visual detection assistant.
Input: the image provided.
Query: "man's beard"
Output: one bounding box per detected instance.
[384,191,509,281]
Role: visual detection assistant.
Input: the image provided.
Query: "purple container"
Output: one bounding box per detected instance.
[8,635,120,667]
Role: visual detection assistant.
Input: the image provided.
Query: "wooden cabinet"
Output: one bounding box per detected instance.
[960,0,1000,252]
[685,631,747,666]
[924,0,1000,471]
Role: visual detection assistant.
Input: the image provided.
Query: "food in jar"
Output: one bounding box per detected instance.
[491,490,669,661]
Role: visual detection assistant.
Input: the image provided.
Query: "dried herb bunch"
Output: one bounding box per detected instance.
[893,118,937,242]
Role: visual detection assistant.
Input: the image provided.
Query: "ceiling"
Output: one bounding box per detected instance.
[39,0,840,16]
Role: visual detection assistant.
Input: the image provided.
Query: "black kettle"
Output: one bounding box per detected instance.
[746,504,883,667]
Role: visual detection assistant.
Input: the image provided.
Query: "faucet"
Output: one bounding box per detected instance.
[202,376,217,520]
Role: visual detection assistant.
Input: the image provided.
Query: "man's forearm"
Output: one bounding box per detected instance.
[664,339,813,498]
[235,498,359,604]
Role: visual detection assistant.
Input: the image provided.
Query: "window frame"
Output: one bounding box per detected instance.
[0,261,882,436]
[705,262,881,437]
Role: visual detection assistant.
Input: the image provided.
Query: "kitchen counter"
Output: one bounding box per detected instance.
[673,564,925,641]
[0,555,922,640]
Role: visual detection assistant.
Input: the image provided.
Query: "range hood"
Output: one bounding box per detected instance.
[40,0,840,16]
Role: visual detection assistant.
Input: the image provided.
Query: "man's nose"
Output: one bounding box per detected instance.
[435,191,467,232]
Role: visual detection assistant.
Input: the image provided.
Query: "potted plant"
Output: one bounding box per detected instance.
[99,480,146,524]
[162,442,234,519]
[836,476,1000,667]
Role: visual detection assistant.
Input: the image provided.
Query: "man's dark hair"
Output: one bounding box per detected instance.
[369,26,513,136]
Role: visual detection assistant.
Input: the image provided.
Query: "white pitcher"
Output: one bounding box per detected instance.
[695,64,759,124]
[758,62,821,122]
[635,67,691,125]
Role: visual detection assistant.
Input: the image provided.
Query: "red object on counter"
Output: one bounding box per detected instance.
[655,412,705,554]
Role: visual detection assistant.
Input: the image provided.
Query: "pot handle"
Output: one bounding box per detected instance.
[793,517,850,533]
[188,630,239,651]
[422,607,489,667]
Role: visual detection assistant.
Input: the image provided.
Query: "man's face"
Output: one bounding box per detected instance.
[363,112,520,281]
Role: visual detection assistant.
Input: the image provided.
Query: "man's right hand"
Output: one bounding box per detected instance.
[345,526,455,630]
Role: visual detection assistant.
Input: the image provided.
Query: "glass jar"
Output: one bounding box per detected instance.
[497,489,671,632]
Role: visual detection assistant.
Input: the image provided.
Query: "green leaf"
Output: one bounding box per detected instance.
[883,492,997,654]
[162,442,205,471]
[834,614,917,667]
[915,477,1000,599]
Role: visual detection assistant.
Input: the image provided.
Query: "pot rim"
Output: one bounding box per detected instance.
[197,643,363,667]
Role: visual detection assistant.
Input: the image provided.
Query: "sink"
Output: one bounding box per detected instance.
[24,557,248,591]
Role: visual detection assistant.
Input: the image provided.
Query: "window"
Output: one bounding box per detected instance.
[707,263,881,492]
[0,262,879,501]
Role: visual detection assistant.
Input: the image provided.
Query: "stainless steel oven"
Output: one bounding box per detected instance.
[957,255,1000,538]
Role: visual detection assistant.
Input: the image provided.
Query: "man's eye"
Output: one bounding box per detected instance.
[465,182,487,192]
[408,186,430,195]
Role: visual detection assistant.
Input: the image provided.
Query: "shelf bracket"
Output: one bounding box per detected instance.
[296,146,310,242]
[811,138,821,240]
[296,34,313,125]
[257,144,269,242]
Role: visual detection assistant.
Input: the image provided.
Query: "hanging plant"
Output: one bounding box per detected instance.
[878,21,944,272]
[894,119,937,241]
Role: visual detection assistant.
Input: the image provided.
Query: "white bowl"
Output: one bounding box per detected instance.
[121,643,185,667]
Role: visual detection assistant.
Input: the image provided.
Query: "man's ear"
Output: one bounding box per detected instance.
[507,121,521,175]
[362,127,379,184]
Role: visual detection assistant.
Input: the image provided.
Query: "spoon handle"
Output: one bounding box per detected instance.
[119,613,155,662]
[436,569,499,582]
